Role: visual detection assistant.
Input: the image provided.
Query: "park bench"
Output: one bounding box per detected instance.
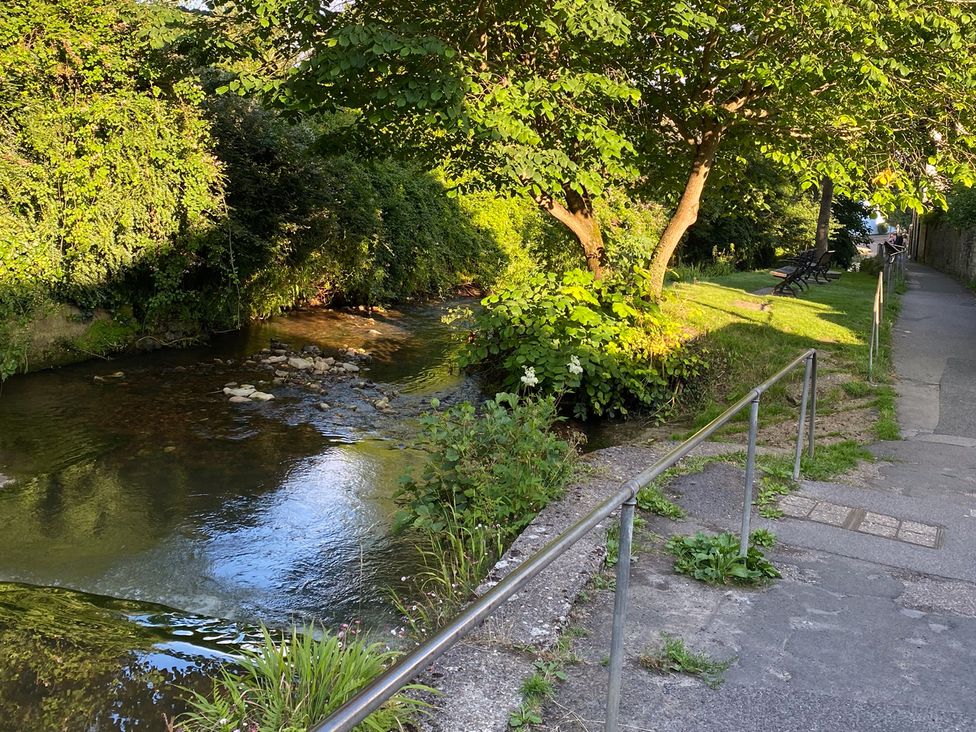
[770,249,840,295]
[770,250,817,295]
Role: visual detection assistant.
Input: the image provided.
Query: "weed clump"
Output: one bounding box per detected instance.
[395,392,576,538]
[666,531,780,585]
[639,634,732,687]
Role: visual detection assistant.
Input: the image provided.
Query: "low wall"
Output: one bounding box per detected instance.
[920,220,976,284]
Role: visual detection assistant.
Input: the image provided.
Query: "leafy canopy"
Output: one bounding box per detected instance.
[220,0,642,203]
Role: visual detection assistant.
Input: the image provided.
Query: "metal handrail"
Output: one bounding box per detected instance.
[870,249,905,382]
[312,349,818,732]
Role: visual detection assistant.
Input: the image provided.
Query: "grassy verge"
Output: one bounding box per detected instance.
[663,269,900,447]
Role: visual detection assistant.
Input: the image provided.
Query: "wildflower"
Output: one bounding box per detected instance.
[925,163,938,177]
[931,129,943,143]
[520,366,539,387]
[568,355,583,375]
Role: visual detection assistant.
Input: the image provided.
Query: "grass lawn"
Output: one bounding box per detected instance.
[660,269,899,446]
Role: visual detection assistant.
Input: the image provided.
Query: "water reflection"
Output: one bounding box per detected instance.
[0,300,472,729]
[0,582,245,732]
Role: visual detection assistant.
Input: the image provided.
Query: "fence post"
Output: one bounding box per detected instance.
[792,355,814,480]
[807,351,817,459]
[869,286,877,382]
[739,395,761,557]
[605,496,636,732]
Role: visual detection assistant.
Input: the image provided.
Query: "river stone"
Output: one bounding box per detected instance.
[341,362,360,372]
[224,386,256,398]
[316,402,331,411]
[374,397,390,410]
[250,391,275,401]
[288,356,314,370]
[228,395,251,403]
[265,355,287,364]
[274,369,288,378]
[302,344,321,355]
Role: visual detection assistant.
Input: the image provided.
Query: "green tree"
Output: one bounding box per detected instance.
[0,0,224,312]
[628,0,976,295]
[218,0,976,296]
[218,0,643,278]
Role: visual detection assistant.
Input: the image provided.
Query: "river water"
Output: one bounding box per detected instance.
[0,301,480,731]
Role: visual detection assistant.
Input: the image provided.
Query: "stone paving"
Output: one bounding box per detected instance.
[779,494,942,547]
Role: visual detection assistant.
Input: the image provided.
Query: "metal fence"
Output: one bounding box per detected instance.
[870,249,905,382]
[312,349,819,732]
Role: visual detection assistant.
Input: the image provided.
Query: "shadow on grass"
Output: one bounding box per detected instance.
[665,271,888,431]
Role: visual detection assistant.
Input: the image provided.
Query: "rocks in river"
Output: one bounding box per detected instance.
[274,369,289,378]
[250,391,275,401]
[312,356,335,374]
[228,395,251,403]
[316,402,331,411]
[374,397,391,411]
[265,355,287,364]
[224,386,255,398]
[287,356,314,370]
[94,371,125,383]
[340,362,360,372]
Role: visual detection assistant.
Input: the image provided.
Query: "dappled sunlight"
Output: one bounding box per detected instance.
[665,273,873,350]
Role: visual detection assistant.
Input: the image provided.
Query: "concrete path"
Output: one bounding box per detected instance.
[891,264,976,446]
[539,263,976,731]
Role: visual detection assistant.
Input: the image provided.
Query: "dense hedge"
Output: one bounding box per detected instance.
[0,0,567,377]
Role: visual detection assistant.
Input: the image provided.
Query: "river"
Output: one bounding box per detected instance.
[0,301,481,731]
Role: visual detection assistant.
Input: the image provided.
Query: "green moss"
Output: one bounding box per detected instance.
[70,317,140,358]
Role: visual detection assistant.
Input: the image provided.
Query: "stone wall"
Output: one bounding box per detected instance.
[920,220,976,284]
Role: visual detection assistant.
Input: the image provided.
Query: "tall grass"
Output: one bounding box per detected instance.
[176,626,429,732]
[392,519,505,637]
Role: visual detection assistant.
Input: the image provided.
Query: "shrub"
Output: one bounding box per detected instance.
[395,393,576,538]
[177,626,428,732]
[665,532,780,585]
[459,269,705,419]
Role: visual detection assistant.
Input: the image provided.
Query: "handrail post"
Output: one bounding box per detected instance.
[792,354,814,480]
[606,495,636,732]
[869,286,877,383]
[808,351,817,458]
[739,395,761,557]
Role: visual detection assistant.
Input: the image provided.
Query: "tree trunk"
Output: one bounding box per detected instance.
[646,130,722,298]
[537,186,606,279]
[815,176,834,256]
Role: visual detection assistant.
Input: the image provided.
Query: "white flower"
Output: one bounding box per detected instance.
[520,366,539,387]
[568,355,583,375]
[931,129,944,143]
[925,163,938,177]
